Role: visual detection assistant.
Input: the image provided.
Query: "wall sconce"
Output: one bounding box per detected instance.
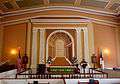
[103,48,110,55]
[103,48,110,67]
[10,49,17,55]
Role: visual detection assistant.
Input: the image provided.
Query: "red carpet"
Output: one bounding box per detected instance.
[51,57,71,66]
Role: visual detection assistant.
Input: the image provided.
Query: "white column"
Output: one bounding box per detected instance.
[84,28,90,64]
[39,29,45,64]
[31,29,38,68]
[76,28,82,63]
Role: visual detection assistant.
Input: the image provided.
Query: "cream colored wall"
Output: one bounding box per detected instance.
[94,23,118,68]
[3,23,27,64]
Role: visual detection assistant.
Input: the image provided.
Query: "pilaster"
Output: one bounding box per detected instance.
[87,22,95,66]
[76,28,82,63]
[31,29,38,68]
[39,29,46,64]
[26,21,32,67]
[84,28,90,65]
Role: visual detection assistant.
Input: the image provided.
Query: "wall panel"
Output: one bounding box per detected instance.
[3,23,27,64]
[94,23,117,68]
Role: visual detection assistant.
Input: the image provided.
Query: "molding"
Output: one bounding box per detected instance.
[31,18,118,26]
[1,16,118,27]
[31,19,91,23]
[33,27,79,30]
[31,18,118,27]
[2,6,117,17]
[1,19,29,26]
[92,20,118,27]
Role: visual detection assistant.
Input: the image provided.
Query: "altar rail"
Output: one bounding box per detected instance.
[16,68,108,79]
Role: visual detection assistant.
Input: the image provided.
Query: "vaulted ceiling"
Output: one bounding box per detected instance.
[0,0,120,15]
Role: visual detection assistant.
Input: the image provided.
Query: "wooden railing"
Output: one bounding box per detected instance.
[89,68,108,78]
[16,68,108,79]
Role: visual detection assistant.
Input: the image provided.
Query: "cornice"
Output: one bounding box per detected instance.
[33,24,88,28]
[31,18,118,27]
[1,17,118,27]
[2,6,117,17]
[31,18,91,23]
[1,19,29,26]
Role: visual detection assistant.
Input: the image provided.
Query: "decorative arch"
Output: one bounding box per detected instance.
[46,30,75,62]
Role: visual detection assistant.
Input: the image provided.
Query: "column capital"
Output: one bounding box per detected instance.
[75,27,87,33]
[33,28,38,32]
[40,28,46,30]
[76,28,81,30]
[40,29,46,32]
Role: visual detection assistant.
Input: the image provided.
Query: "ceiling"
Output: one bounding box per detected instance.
[0,0,120,15]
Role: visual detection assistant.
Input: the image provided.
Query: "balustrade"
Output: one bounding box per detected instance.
[16,68,108,79]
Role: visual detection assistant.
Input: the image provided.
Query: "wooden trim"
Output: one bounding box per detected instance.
[1,16,118,27]
[2,6,117,17]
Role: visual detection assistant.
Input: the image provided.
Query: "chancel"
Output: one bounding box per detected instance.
[0,0,120,84]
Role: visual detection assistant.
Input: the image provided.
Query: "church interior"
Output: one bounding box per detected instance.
[0,0,120,84]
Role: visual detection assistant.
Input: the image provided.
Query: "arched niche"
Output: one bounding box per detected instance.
[46,30,74,65]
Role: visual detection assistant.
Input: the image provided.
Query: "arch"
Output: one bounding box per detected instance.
[46,30,75,62]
